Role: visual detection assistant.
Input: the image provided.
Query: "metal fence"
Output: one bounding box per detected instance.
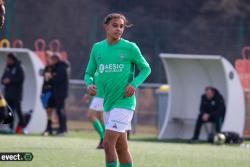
[65,80,161,134]
[66,80,250,137]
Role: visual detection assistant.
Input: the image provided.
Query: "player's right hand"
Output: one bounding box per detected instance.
[87,84,96,96]
[202,113,209,121]
[124,84,136,97]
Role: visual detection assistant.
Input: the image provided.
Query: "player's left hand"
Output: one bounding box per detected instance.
[82,94,90,103]
[125,85,136,97]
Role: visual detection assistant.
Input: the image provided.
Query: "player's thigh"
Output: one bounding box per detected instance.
[87,109,98,120]
[116,132,128,151]
[96,112,104,124]
[104,130,122,144]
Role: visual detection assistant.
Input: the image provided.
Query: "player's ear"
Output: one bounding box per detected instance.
[103,23,108,31]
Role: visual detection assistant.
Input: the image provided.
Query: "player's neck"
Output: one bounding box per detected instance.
[106,37,121,45]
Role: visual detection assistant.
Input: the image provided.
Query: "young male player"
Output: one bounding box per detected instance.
[84,13,151,167]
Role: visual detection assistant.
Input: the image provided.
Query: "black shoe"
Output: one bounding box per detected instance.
[188,138,199,144]
[56,130,66,136]
[96,139,104,149]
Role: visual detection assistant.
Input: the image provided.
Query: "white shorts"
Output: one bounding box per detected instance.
[89,97,104,112]
[104,108,134,133]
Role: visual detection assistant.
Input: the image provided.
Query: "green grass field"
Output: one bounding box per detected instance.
[0,131,249,167]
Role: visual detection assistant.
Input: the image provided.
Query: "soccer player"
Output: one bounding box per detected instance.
[83,72,105,149]
[84,13,151,167]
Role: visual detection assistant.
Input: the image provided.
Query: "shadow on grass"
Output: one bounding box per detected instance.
[129,136,250,146]
[129,137,209,144]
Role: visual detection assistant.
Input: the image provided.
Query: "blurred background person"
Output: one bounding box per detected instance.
[1,53,25,134]
[190,86,226,142]
[82,71,105,149]
[0,0,7,125]
[0,0,5,28]
[51,54,69,136]
[41,51,55,136]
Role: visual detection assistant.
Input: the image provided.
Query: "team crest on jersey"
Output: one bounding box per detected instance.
[120,53,125,59]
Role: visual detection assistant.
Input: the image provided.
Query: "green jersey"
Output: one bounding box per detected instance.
[93,71,104,98]
[84,38,151,112]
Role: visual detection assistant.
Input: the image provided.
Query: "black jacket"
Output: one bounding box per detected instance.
[199,88,226,119]
[51,61,69,99]
[42,65,54,92]
[1,61,25,101]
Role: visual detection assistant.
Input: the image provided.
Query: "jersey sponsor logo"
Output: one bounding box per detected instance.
[99,64,124,73]
[99,64,105,73]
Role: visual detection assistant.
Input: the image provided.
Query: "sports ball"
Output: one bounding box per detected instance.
[213,133,226,145]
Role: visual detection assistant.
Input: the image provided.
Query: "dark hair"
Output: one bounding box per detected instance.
[205,86,222,97]
[51,54,60,61]
[7,53,18,62]
[205,86,214,92]
[103,13,133,28]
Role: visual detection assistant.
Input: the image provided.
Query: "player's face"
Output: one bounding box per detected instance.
[6,57,14,65]
[105,18,125,41]
[45,56,53,65]
[205,89,214,100]
[51,57,59,65]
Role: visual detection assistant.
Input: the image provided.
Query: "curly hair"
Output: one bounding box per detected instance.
[103,13,133,28]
